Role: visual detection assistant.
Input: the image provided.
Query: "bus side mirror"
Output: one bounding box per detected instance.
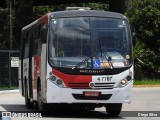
[40,26,47,43]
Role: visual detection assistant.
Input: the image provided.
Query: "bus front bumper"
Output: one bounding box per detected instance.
[46,80,133,104]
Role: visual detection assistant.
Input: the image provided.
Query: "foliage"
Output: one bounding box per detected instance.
[33,2,109,18]
[0,8,10,49]
[134,40,157,70]
[134,79,160,85]
[0,2,109,50]
[126,0,160,76]
[33,6,53,18]
[133,40,145,68]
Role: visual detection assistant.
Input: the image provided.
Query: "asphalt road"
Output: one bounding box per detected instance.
[0,88,160,120]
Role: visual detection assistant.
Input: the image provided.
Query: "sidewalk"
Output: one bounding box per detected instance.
[0,89,19,94]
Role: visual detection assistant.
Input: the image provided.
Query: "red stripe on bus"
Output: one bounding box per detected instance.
[34,56,41,80]
[52,69,92,88]
[38,13,50,25]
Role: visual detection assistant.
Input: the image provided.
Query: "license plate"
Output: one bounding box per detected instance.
[84,91,100,97]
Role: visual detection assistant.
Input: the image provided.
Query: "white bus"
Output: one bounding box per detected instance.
[19,10,133,116]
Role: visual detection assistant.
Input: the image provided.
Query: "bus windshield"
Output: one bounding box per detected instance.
[49,17,132,69]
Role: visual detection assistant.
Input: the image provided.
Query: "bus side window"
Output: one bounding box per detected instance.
[37,24,42,39]
[20,32,25,60]
[40,26,47,43]
[33,27,38,56]
[24,31,30,59]
[37,23,44,55]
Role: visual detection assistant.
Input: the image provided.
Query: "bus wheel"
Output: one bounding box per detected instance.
[33,101,38,109]
[105,103,122,117]
[25,81,33,109]
[86,106,95,111]
[37,84,49,114]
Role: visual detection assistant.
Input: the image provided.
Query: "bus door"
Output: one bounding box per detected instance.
[28,27,36,98]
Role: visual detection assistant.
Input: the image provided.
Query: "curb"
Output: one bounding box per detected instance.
[134,85,160,88]
[0,89,19,94]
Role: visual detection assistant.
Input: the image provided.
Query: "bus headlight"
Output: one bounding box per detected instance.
[120,79,127,85]
[50,75,56,81]
[117,74,133,88]
[117,79,129,87]
[49,75,66,88]
[56,79,63,85]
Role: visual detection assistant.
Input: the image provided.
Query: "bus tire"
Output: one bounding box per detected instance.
[33,101,38,109]
[25,79,33,109]
[37,82,49,114]
[105,103,122,117]
[86,106,95,111]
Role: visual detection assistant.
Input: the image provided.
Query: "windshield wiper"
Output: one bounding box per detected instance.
[72,56,92,69]
[98,38,114,69]
[100,49,114,69]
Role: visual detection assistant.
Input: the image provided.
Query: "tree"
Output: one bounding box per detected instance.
[0,0,109,50]
[14,0,35,50]
[33,2,109,18]
[0,8,10,49]
[126,0,160,77]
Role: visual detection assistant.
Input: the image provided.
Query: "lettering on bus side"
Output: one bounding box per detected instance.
[79,70,104,74]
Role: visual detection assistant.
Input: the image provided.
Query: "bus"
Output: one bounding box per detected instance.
[19,10,133,116]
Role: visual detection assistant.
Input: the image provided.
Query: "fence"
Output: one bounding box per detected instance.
[0,50,19,88]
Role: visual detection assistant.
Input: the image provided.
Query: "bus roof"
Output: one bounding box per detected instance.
[22,10,127,31]
[51,10,127,19]
[22,13,50,31]
[22,20,38,31]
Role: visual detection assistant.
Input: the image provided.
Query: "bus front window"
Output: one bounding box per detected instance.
[49,17,132,68]
[91,18,132,68]
[49,17,92,67]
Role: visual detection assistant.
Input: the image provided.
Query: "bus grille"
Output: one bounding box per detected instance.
[93,83,115,89]
[68,82,115,89]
